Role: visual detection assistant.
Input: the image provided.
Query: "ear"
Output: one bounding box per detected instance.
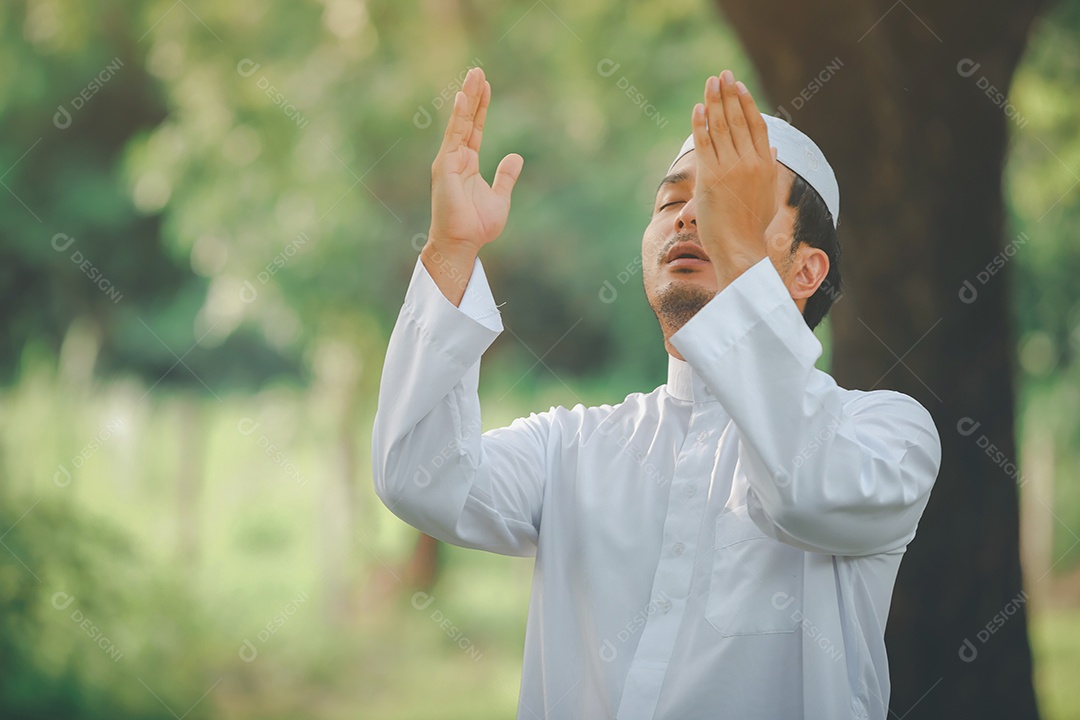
[788,245,829,301]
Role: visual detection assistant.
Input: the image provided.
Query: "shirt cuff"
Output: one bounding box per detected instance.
[411,255,503,333]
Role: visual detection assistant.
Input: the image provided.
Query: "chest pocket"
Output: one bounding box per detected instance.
[705,506,805,637]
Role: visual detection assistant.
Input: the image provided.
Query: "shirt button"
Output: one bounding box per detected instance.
[658,598,673,614]
[684,485,696,498]
[696,431,709,444]
[672,542,685,556]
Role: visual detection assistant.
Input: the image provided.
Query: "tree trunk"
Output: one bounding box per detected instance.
[404,533,442,591]
[313,339,362,623]
[1020,426,1054,606]
[713,0,1049,715]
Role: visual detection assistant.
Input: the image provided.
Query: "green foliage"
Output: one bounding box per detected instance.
[0,362,540,719]
[0,485,215,719]
[1008,0,1080,566]
[0,0,814,395]
[0,0,300,391]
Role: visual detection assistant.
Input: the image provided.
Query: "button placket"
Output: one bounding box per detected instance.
[619,406,716,711]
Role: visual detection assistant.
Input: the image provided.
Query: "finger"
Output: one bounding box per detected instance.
[439,68,481,154]
[463,67,484,128]
[691,100,709,151]
[721,71,754,157]
[466,80,491,153]
[690,102,710,162]
[735,80,771,160]
[439,89,468,154]
[704,74,734,160]
[492,153,524,202]
[691,102,718,184]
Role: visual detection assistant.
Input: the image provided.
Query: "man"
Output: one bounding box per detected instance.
[372,67,940,719]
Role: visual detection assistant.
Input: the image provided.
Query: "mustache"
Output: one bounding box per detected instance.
[657,232,702,264]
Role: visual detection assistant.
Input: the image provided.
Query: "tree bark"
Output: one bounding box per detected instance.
[713,0,1049,715]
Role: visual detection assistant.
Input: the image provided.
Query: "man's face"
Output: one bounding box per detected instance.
[641,151,798,334]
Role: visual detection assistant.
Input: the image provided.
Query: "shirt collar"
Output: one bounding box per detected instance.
[666,355,719,404]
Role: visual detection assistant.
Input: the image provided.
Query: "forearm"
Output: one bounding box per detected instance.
[420,240,478,307]
[373,256,499,496]
[375,369,544,556]
[672,258,940,555]
[371,255,543,555]
[374,354,487,544]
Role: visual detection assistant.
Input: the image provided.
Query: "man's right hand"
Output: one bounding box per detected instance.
[423,67,523,306]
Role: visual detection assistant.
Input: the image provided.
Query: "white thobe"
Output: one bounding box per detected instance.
[371,254,941,720]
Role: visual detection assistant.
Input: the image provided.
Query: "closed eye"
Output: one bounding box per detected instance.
[658,200,686,212]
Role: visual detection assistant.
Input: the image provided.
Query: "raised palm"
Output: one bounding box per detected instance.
[429,68,523,252]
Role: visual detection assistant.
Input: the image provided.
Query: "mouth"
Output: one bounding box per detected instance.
[664,242,711,269]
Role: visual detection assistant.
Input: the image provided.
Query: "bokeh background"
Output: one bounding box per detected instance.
[1,0,1078,718]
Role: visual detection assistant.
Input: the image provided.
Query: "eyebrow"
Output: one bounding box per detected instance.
[655,170,692,198]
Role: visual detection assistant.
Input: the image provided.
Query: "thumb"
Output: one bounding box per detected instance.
[492,153,524,202]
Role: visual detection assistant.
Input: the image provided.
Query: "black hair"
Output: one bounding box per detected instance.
[786,173,841,330]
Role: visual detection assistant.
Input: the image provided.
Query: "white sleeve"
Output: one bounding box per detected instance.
[371,256,548,557]
[670,257,941,556]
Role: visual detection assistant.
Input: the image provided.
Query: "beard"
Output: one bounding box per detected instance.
[651,281,716,337]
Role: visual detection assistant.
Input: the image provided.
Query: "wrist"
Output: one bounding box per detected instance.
[420,239,479,307]
[712,246,767,290]
[423,236,479,265]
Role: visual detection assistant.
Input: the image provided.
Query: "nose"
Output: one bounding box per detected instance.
[674,196,697,231]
